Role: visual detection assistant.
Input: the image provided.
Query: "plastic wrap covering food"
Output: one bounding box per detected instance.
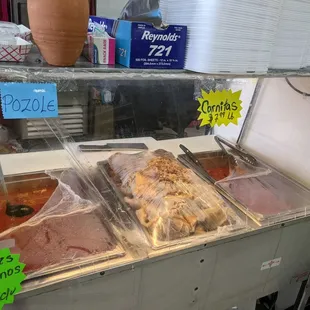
[0,173,58,234]
[102,149,245,248]
[179,145,310,225]
[217,172,310,225]
[212,137,272,182]
[211,140,310,224]
[217,153,271,182]
[0,169,122,278]
[178,144,271,184]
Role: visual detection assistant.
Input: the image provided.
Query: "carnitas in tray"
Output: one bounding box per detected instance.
[100,149,245,248]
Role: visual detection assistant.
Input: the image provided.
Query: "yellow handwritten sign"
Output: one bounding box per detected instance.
[197,89,242,127]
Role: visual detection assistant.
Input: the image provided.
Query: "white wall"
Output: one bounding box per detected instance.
[213,78,258,142]
[97,0,128,18]
[242,77,310,187]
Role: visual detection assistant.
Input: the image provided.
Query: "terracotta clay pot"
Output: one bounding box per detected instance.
[27,0,89,67]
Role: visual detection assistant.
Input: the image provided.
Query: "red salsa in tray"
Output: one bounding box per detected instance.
[0,181,58,233]
[205,166,230,181]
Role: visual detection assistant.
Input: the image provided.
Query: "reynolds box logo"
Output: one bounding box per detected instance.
[115,20,187,69]
[141,31,181,43]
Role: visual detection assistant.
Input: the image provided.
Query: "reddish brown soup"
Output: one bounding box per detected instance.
[0,185,57,233]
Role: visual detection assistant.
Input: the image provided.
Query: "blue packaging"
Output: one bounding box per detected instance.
[115,20,187,69]
[0,83,58,119]
[88,16,115,35]
[88,16,187,69]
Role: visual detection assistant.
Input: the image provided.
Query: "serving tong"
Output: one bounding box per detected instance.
[179,135,258,183]
[214,136,257,167]
[179,144,204,169]
[179,144,214,183]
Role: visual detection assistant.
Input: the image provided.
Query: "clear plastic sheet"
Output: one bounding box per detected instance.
[101,149,245,248]
[215,150,272,183]
[218,174,310,224]
[0,67,257,256]
[178,144,271,184]
[0,169,122,278]
[178,137,310,226]
[220,77,310,225]
[0,63,282,294]
[44,118,151,258]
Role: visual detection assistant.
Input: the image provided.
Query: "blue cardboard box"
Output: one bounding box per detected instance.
[114,20,187,69]
[88,16,187,69]
[88,16,115,35]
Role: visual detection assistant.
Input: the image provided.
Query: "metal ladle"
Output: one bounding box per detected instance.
[0,163,34,218]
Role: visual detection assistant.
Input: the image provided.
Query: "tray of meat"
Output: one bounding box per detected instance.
[0,169,124,279]
[179,150,310,226]
[98,149,245,249]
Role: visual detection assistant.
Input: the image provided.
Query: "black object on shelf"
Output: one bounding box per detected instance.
[10,0,29,27]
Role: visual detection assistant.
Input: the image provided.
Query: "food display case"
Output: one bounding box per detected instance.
[179,138,310,227]
[98,149,246,250]
[0,167,125,280]
[1,59,310,310]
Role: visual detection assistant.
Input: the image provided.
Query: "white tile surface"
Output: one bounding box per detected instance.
[241,77,310,188]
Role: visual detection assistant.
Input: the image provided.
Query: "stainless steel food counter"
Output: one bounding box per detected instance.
[0,135,308,310]
[6,214,310,310]
[1,61,310,309]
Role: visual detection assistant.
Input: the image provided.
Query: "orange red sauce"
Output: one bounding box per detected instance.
[206,166,230,181]
[0,186,56,233]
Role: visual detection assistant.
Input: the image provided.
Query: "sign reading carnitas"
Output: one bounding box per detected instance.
[197,89,243,127]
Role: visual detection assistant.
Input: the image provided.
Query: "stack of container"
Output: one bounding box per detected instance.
[160,0,283,73]
[270,0,310,69]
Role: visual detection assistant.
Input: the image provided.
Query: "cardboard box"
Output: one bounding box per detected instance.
[114,20,187,69]
[87,16,187,69]
[84,33,115,65]
[0,37,32,62]
[88,16,115,35]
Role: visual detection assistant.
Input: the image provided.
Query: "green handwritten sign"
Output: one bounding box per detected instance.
[197,89,242,127]
[0,248,25,309]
